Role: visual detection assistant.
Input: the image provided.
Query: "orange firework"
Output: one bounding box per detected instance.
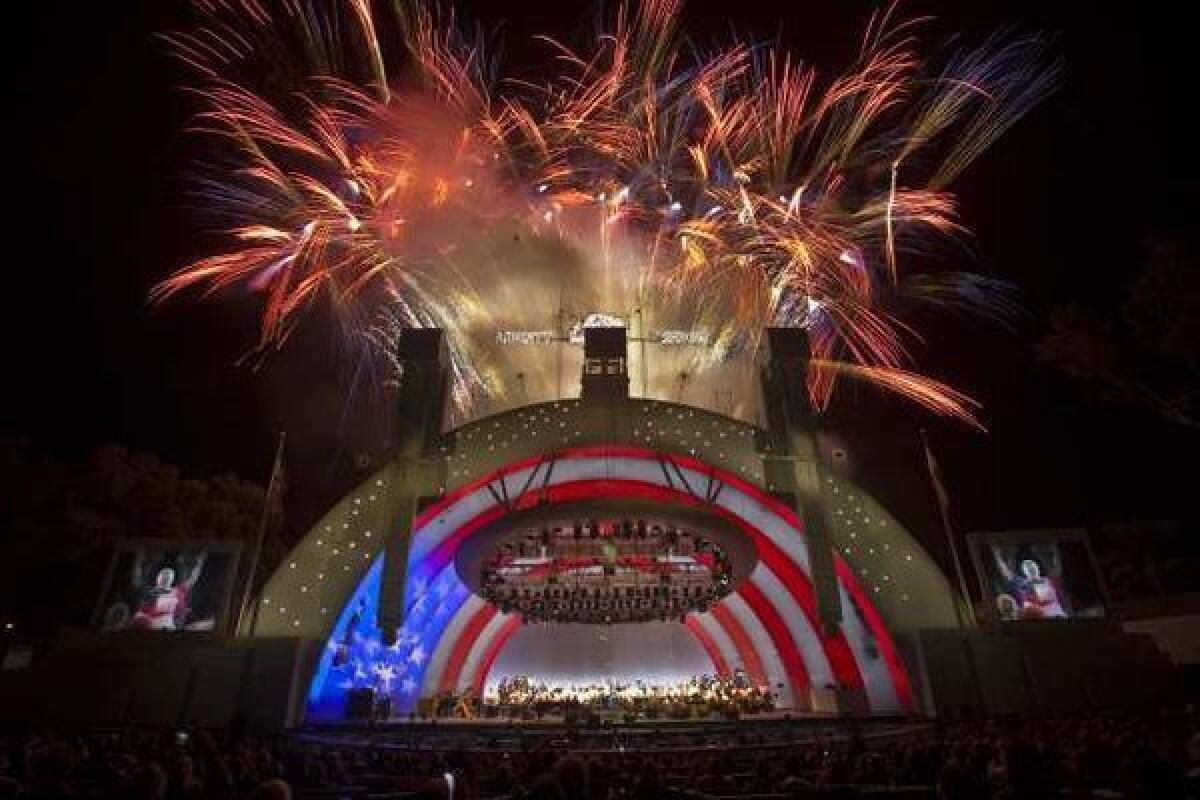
[154,0,1056,427]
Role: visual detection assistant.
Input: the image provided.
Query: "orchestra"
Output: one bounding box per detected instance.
[421,670,776,721]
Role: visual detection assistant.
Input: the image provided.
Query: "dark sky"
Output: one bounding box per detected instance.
[6,1,1197,576]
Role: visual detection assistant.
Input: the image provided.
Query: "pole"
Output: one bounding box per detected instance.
[919,428,976,628]
[635,306,647,397]
[556,289,566,400]
[237,431,286,637]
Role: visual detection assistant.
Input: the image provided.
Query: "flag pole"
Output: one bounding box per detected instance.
[919,428,976,628]
[236,431,286,638]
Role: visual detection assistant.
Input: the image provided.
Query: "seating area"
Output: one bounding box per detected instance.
[2,709,1196,799]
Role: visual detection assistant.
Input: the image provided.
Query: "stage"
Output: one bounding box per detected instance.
[299,712,926,753]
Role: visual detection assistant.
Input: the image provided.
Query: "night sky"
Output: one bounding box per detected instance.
[6,1,1197,577]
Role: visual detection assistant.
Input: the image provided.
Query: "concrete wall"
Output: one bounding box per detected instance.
[907,622,1181,718]
[0,632,317,733]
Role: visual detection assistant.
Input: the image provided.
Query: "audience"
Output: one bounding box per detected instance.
[0,708,1195,799]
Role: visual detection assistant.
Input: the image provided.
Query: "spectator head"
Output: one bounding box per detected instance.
[254,778,293,800]
[415,775,451,800]
[134,762,169,800]
[553,753,589,793]
[526,773,565,800]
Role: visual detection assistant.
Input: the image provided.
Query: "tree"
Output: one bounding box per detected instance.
[1037,238,1200,430]
[0,438,276,635]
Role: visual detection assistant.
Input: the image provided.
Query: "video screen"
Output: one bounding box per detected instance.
[981,536,1105,621]
[96,542,238,633]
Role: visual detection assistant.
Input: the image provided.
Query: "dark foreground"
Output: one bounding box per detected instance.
[2,709,1196,799]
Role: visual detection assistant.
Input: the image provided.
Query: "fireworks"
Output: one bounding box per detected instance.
[153,0,1057,428]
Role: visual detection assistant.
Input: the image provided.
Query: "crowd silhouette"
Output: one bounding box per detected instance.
[2,708,1196,799]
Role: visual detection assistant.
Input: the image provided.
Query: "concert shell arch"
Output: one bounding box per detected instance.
[253,387,962,721]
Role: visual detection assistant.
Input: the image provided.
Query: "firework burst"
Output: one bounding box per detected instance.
[153,0,1057,428]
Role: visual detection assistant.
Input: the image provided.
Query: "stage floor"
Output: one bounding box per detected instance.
[299,712,925,753]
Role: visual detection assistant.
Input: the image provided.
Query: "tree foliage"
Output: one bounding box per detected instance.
[1038,238,1200,430]
[0,439,278,635]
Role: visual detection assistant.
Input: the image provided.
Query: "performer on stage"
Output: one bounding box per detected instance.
[454,689,478,719]
[464,673,775,719]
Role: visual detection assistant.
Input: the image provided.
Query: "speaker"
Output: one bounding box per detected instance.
[347,688,375,720]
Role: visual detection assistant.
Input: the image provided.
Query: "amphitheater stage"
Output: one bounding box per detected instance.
[301,710,920,745]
